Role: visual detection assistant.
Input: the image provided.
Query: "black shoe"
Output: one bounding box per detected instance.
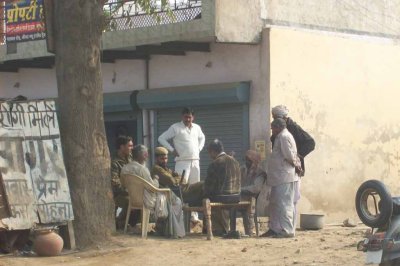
[223,230,241,239]
[212,230,226,237]
[273,232,294,238]
[260,229,277,238]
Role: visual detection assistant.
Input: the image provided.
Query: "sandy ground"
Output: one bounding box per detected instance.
[0,221,371,266]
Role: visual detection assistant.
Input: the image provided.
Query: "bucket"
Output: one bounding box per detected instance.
[300,213,325,230]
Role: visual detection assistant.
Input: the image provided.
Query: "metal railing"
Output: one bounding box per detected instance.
[0,1,202,45]
[103,0,202,31]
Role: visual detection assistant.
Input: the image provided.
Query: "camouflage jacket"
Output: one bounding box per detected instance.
[111,153,132,196]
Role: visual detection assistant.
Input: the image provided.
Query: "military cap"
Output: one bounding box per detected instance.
[155,146,169,155]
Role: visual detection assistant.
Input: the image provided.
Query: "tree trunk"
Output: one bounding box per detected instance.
[54,0,114,247]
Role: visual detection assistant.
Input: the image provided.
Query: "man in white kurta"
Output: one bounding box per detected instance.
[263,118,300,238]
[158,107,205,222]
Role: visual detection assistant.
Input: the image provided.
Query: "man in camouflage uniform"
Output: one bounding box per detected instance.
[111,135,139,229]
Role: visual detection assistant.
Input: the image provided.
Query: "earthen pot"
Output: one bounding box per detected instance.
[33,230,64,256]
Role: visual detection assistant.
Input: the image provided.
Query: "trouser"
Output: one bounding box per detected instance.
[210,194,240,234]
[268,182,295,236]
[240,192,257,235]
[293,180,301,232]
[175,160,200,220]
[182,181,204,205]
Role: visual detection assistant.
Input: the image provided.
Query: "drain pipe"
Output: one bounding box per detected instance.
[143,55,153,166]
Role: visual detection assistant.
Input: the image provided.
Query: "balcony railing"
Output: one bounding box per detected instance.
[103,0,202,32]
[0,1,202,45]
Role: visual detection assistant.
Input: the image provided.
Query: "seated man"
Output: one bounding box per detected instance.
[241,150,267,196]
[121,145,185,238]
[110,135,140,230]
[203,139,241,202]
[183,139,241,235]
[240,150,268,235]
[151,146,182,197]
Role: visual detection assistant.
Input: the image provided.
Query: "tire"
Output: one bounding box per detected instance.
[355,180,393,228]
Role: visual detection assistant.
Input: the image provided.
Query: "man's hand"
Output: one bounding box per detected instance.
[173,174,181,186]
[173,150,179,157]
[295,165,304,176]
[153,174,159,180]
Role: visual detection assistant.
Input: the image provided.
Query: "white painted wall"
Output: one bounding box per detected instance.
[270,27,400,221]
[0,59,146,99]
[0,68,57,99]
[263,0,400,38]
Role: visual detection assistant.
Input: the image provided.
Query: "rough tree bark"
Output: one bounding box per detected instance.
[54,0,114,247]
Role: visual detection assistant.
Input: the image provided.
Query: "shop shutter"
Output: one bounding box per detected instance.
[156,104,248,179]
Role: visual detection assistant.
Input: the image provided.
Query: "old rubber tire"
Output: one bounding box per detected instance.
[355,180,393,228]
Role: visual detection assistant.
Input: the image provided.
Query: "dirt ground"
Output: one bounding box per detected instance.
[0,220,371,266]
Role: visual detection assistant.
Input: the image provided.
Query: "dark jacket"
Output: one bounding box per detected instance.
[204,153,241,198]
[271,117,315,175]
[110,154,132,196]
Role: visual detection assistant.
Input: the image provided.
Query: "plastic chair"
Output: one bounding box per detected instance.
[120,173,171,238]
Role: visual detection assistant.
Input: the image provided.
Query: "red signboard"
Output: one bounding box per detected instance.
[5,0,45,43]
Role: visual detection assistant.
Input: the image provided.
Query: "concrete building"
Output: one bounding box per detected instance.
[1,0,400,219]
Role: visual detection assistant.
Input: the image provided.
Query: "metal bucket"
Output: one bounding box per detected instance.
[300,213,325,230]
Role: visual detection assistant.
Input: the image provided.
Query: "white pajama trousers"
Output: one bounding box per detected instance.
[175,160,200,221]
[268,182,295,236]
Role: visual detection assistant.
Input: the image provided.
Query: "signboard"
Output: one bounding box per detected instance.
[5,0,45,43]
[255,140,266,160]
[0,100,74,230]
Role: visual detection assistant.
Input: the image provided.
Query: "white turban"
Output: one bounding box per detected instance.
[271,105,289,118]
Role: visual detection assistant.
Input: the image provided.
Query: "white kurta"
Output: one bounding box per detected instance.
[267,128,299,236]
[267,128,299,187]
[158,121,205,161]
[158,121,205,222]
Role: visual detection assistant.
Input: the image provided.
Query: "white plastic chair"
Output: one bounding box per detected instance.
[120,173,171,238]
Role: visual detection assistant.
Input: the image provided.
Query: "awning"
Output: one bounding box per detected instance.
[103,91,136,113]
[136,81,250,109]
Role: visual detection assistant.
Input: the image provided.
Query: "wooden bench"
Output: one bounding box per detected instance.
[182,197,256,240]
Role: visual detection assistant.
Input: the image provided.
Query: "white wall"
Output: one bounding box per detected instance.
[263,0,400,38]
[0,59,146,99]
[270,27,400,221]
[0,68,57,99]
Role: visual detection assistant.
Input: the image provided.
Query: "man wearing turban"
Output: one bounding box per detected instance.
[240,150,268,235]
[270,105,315,234]
[271,105,315,176]
[261,118,300,238]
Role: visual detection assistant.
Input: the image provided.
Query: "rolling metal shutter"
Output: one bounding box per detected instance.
[156,104,248,179]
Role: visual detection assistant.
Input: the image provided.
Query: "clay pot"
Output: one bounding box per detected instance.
[33,230,64,256]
